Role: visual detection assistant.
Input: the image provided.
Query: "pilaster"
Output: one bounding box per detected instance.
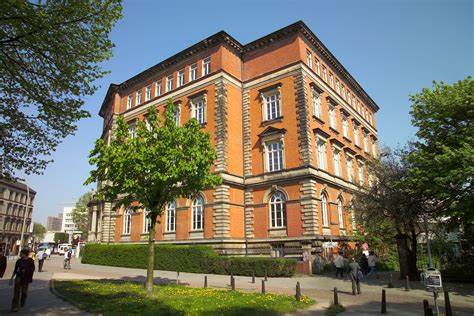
[244,189,254,238]
[212,184,231,238]
[294,70,312,165]
[300,179,319,236]
[242,90,252,177]
[214,79,228,172]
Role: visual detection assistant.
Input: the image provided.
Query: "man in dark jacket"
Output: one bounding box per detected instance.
[0,247,7,278]
[9,249,35,312]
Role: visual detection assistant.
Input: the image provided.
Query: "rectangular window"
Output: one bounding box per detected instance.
[329,73,334,88]
[174,106,180,126]
[202,57,211,76]
[192,97,206,124]
[189,63,197,81]
[346,156,354,182]
[264,91,281,121]
[329,105,337,130]
[145,85,151,101]
[342,115,349,138]
[317,140,327,170]
[127,95,133,109]
[333,149,341,177]
[166,75,173,92]
[128,123,136,139]
[306,50,313,68]
[363,133,369,152]
[155,81,162,97]
[354,126,360,146]
[358,161,364,184]
[312,90,322,118]
[267,141,283,172]
[166,202,176,232]
[143,212,151,234]
[177,69,185,87]
[315,59,320,75]
[136,90,142,105]
[336,80,340,94]
[372,140,378,157]
[322,66,327,82]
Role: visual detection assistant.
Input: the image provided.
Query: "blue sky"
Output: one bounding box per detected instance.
[28,0,473,224]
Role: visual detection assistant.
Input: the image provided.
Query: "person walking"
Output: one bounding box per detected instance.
[367,251,377,278]
[45,248,51,259]
[349,257,362,295]
[9,249,35,312]
[0,247,7,278]
[334,251,345,278]
[63,248,72,270]
[37,249,45,272]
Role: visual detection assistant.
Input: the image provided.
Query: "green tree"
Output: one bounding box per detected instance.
[407,77,474,249]
[0,0,122,179]
[32,222,46,241]
[72,191,95,240]
[54,232,68,244]
[351,149,424,279]
[86,101,221,293]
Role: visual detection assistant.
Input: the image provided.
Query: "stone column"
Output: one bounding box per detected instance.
[300,179,319,236]
[100,202,116,243]
[294,70,312,166]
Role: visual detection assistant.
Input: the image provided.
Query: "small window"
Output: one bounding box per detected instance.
[145,85,152,101]
[333,148,341,177]
[189,64,197,81]
[192,97,206,125]
[312,90,322,118]
[166,75,173,92]
[372,140,378,158]
[337,199,344,229]
[136,90,142,105]
[266,140,283,172]
[329,73,334,88]
[336,80,340,94]
[322,66,327,82]
[342,115,349,138]
[306,50,313,68]
[363,133,369,152]
[329,105,337,130]
[202,57,211,76]
[174,105,180,126]
[354,126,360,146]
[143,211,152,234]
[156,81,162,97]
[269,191,286,228]
[129,123,136,139]
[315,59,320,75]
[358,161,364,184]
[192,196,204,230]
[317,140,327,170]
[263,90,281,121]
[123,209,131,235]
[321,194,329,227]
[177,69,185,87]
[166,201,176,232]
[127,95,133,109]
[346,156,354,182]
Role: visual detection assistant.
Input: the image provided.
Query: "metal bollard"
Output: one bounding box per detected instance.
[423,299,430,316]
[387,273,394,288]
[405,275,410,291]
[204,275,207,288]
[444,290,452,316]
[231,276,235,291]
[381,289,387,314]
[426,307,433,316]
[261,279,266,294]
[333,287,339,306]
[295,282,301,301]
[176,271,180,285]
[251,271,255,284]
[264,269,268,281]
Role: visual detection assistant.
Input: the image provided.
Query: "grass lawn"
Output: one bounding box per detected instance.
[53,280,314,315]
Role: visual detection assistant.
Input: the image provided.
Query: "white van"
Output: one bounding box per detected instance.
[58,244,72,255]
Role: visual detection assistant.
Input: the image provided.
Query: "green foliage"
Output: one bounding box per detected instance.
[54,232,68,244]
[54,280,314,315]
[81,244,297,277]
[326,303,345,316]
[32,222,46,240]
[407,77,474,222]
[71,191,95,239]
[0,0,123,178]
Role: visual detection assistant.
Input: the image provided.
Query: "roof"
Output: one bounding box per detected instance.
[0,178,37,194]
[99,21,380,117]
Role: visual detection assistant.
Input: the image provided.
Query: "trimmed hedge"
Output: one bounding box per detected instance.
[81,244,296,277]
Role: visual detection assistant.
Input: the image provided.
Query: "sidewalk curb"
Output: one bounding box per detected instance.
[49,278,95,315]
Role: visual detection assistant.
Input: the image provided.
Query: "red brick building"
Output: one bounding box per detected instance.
[88,21,380,259]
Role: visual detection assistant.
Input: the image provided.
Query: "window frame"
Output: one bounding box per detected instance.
[306,50,313,68]
[265,139,284,172]
[136,90,142,105]
[177,69,185,87]
[191,95,206,125]
[202,57,211,76]
[337,199,344,229]
[321,194,329,227]
[311,87,322,119]
[155,81,162,97]
[189,63,198,82]
[333,147,342,177]
[316,138,327,170]
[269,191,286,228]
[143,210,152,234]
[166,75,173,92]
[126,95,133,109]
[123,209,132,235]
[166,201,176,232]
[145,85,152,101]
[261,88,282,121]
[191,196,204,231]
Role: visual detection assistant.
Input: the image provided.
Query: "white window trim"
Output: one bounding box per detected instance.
[269,191,286,228]
[332,147,342,177]
[155,81,162,97]
[136,91,141,106]
[177,69,185,87]
[311,87,322,119]
[329,105,337,130]
[202,57,211,76]
[189,64,197,82]
[342,114,349,138]
[315,134,328,170]
[260,87,282,122]
[143,210,152,234]
[145,85,152,101]
[262,133,285,173]
[166,75,173,92]
[337,199,344,229]
[191,196,204,231]
[127,95,133,109]
[166,201,176,232]
[123,209,131,235]
[129,122,136,139]
[306,51,313,68]
[174,104,181,126]
[191,94,207,124]
[321,194,329,227]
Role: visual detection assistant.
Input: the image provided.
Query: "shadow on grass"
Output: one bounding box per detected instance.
[53,278,309,316]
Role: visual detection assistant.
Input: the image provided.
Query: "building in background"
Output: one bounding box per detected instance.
[0,179,36,255]
[61,206,81,242]
[46,213,63,232]
[88,21,380,259]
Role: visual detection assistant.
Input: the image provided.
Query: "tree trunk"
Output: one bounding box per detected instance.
[396,233,419,280]
[145,217,156,293]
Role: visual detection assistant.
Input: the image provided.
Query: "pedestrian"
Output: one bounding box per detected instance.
[37,249,45,272]
[0,247,7,278]
[367,251,377,278]
[349,257,362,295]
[9,249,35,312]
[360,252,369,275]
[45,248,51,259]
[63,248,72,270]
[334,251,345,278]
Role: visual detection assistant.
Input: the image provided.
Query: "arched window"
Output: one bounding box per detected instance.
[269,191,286,228]
[321,194,329,227]
[166,201,176,232]
[337,199,344,229]
[192,196,204,230]
[123,209,131,235]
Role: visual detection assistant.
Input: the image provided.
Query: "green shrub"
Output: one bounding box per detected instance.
[81,244,296,277]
